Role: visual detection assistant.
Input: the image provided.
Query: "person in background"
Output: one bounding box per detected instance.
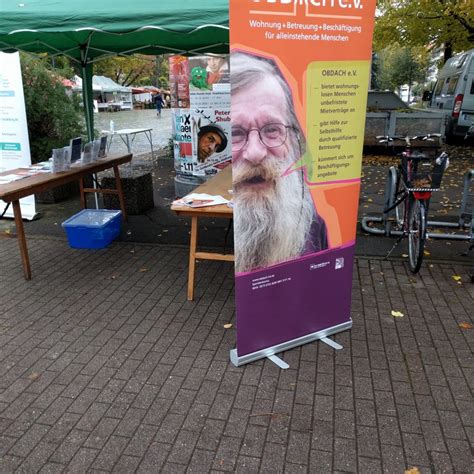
[231,51,328,273]
[154,91,165,116]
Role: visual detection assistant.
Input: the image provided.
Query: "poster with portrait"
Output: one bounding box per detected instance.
[190,108,231,177]
[229,0,376,365]
[188,55,230,109]
[170,55,231,179]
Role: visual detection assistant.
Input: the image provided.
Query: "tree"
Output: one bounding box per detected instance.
[376,45,428,98]
[154,55,170,89]
[375,0,473,63]
[21,54,85,164]
[94,54,162,87]
[370,52,380,89]
[391,47,428,99]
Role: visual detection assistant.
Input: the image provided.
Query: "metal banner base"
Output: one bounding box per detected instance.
[229,319,352,368]
[267,355,290,369]
[321,337,343,350]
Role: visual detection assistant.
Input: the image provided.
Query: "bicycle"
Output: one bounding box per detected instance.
[378,134,449,273]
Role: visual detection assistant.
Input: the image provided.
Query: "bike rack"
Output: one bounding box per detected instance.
[362,168,474,242]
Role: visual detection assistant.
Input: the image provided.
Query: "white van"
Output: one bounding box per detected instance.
[426,49,474,140]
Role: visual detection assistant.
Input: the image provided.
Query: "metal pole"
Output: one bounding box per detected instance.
[80,47,99,208]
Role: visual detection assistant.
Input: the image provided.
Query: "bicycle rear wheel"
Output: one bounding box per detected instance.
[408,199,426,273]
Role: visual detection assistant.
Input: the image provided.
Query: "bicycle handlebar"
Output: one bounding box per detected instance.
[376,134,442,144]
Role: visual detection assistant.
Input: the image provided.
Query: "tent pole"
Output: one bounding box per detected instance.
[80,47,99,208]
[80,50,94,141]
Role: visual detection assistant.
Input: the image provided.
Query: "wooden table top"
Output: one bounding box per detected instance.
[0,153,132,203]
[171,165,233,218]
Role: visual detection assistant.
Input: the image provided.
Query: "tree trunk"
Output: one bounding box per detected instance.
[443,43,453,63]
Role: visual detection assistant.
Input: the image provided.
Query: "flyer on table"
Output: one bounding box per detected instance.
[229,0,376,360]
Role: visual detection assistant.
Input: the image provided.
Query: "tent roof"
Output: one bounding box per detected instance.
[72,75,132,92]
[0,0,229,63]
[93,76,132,92]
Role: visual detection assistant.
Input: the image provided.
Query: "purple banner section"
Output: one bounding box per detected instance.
[236,244,355,357]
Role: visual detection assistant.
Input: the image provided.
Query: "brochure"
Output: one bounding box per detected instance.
[173,193,229,208]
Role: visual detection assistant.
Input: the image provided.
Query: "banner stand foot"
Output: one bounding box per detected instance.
[320,337,343,350]
[230,320,351,367]
[267,354,289,369]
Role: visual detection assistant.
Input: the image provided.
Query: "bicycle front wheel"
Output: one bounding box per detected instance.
[408,199,426,273]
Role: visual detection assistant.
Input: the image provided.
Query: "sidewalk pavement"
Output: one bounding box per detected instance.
[0,236,472,473]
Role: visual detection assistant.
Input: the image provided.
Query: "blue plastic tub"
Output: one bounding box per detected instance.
[62,209,122,249]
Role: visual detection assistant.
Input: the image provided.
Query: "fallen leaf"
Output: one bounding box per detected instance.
[452,275,462,281]
[391,310,404,318]
[459,322,472,330]
[139,268,148,272]
[405,468,421,474]
[223,323,232,329]
[423,250,430,256]
[28,372,40,380]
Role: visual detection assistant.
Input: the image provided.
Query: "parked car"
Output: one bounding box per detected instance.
[425,49,474,141]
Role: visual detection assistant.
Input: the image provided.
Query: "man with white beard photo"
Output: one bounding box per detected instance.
[231,51,329,274]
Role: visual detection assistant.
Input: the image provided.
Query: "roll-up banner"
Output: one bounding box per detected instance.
[0,52,36,220]
[229,0,376,366]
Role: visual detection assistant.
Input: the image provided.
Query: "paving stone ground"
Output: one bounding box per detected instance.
[0,236,472,473]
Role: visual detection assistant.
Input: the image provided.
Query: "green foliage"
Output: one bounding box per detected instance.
[154,56,170,89]
[94,54,167,87]
[21,54,85,164]
[375,0,473,62]
[376,45,429,94]
[157,76,169,88]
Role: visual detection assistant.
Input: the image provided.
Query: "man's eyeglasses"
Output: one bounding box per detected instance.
[232,123,293,151]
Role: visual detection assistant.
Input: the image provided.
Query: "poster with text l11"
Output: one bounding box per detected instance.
[0,52,36,220]
[229,0,376,366]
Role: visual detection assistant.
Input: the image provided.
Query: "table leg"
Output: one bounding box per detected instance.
[187,216,198,301]
[125,135,131,154]
[79,178,86,208]
[146,131,154,160]
[125,135,133,171]
[12,200,31,280]
[113,165,127,221]
[107,134,113,152]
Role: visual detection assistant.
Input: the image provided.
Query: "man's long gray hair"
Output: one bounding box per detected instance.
[231,51,316,273]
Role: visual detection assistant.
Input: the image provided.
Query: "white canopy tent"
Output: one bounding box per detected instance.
[73,75,133,111]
